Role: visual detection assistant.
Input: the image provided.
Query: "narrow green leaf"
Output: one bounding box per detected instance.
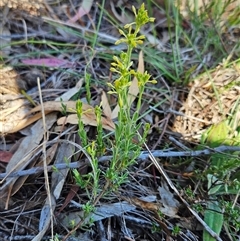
[205,121,229,147]
[207,174,223,195]
[203,201,224,241]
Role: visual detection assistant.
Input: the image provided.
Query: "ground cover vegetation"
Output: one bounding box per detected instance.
[0,0,240,240]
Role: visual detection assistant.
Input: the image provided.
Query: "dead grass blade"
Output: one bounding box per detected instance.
[55,79,83,101]
[24,100,115,131]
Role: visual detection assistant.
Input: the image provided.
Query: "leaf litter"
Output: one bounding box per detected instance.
[0,0,240,240]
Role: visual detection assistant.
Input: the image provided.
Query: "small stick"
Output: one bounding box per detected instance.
[1,145,239,179]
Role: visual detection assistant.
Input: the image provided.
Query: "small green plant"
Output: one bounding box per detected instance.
[75,100,101,200]
[221,200,240,232]
[200,102,240,241]
[76,100,88,147]
[151,222,162,233]
[82,201,96,227]
[105,3,156,189]
[60,98,67,116]
[49,234,60,241]
[172,225,181,236]
[192,202,204,213]
[184,186,195,200]
[72,2,156,226]
[85,73,91,104]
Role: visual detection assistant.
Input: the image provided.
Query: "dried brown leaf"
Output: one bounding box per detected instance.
[55,79,83,101]
[33,194,56,241]
[101,91,112,118]
[57,113,115,131]
[51,141,74,200]
[158,181,180,218]
[5,112,44,134]
[29,101,83,114]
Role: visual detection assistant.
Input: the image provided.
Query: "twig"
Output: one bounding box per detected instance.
[99,145,240,161]
[169,136,190,150]
[0,162,81,179]
[1,145,239,179]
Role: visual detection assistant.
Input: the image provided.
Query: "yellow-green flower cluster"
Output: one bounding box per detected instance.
[133,71,157,88]
[108,3,156,108]
[115,3,155,48]
[132,3,155,28]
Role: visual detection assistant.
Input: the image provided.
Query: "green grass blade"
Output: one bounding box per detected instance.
[203,201,224,241]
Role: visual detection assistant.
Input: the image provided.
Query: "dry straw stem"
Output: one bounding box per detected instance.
[37,77,54,239]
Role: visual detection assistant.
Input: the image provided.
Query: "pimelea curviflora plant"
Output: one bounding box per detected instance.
[74,3,156,210]
[105,3,156,188]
